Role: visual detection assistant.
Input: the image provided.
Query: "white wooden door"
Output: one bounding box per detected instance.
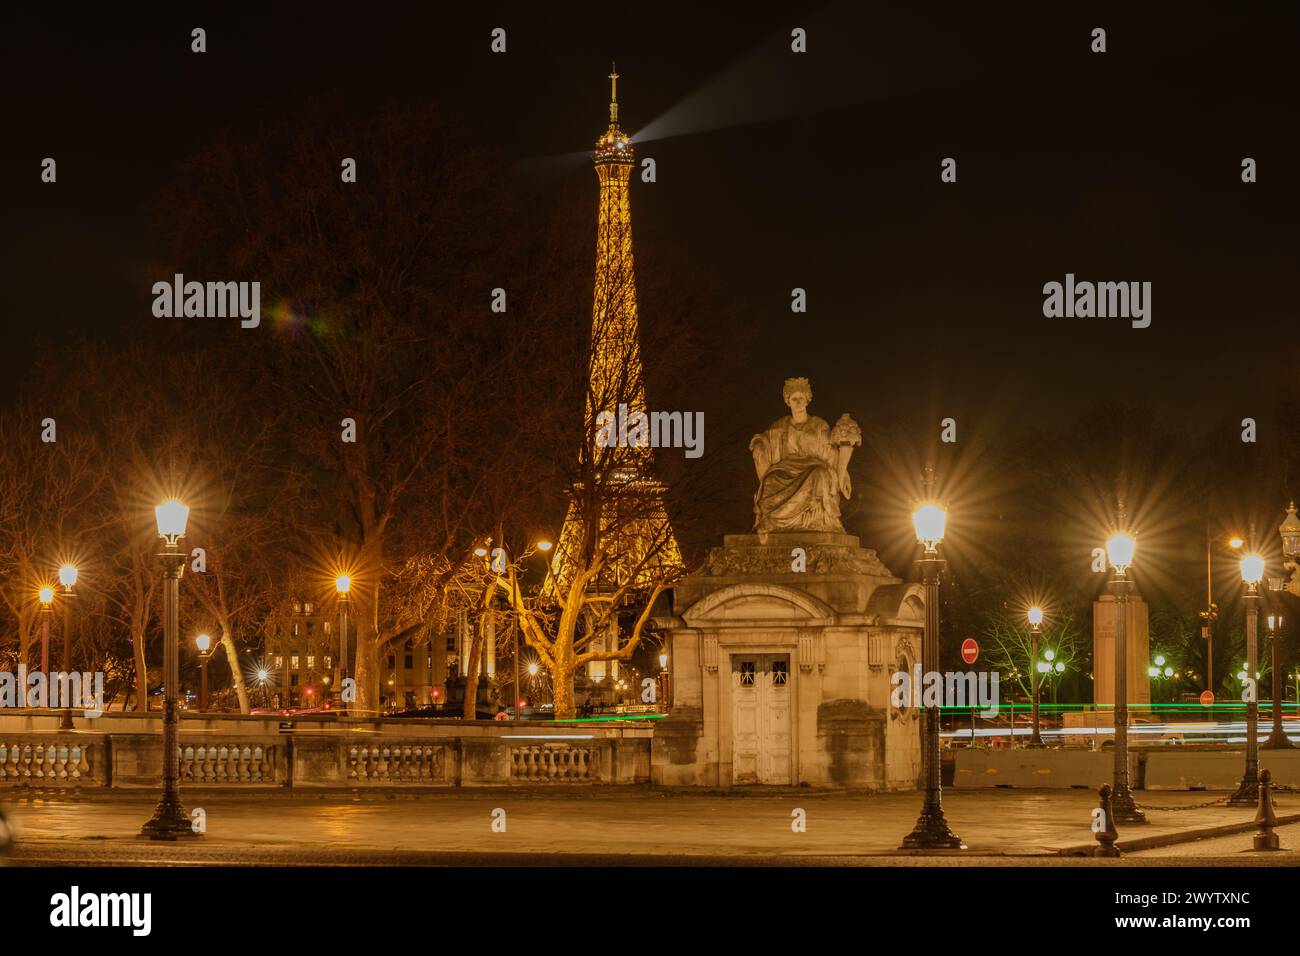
[731,654,792,785]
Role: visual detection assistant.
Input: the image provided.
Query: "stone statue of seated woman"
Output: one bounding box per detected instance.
[749,377,861,534]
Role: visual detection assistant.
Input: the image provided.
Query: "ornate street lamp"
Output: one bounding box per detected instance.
[37,585,54,676]
[1263,613,1292,749]
[1230,552,1265,804]
[140,498,197,840]
[1105,526,1146,824]
[900,471,964,850]
[57,564,78,729]
[335,574,351,712]
[1027,606,1046,748]
[195,634,213,714]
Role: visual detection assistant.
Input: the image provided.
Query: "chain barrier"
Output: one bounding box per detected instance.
[1132,795,1234,811]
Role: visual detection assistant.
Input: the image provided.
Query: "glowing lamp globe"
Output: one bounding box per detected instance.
[1027,606,1044,626]
[537,540,553,552]
[1044,649,1055,662]
[1038,662,1050,674]
[335,574,352,595]
[1055,662,1065,673]
[1240,552,1266,585]
[528,662,539,676]
[58,564,78,589]
[196,634,211,653]
[1147,666,1159,677]
[38,585,55,606]
[155,499,190,541]
[1164,666,1173,678]
[912,503,947,550]
[1105,532,1136,573]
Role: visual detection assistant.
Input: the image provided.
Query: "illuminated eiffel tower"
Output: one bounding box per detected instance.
[550,66,684,595]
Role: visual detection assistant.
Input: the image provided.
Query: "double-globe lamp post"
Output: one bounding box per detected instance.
[1105,529,1146,825]
[1230,551,1265,805]
[900,491,964,850]
[139,498,198,840]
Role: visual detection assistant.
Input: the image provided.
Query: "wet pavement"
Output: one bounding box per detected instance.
[1,785,1289,864]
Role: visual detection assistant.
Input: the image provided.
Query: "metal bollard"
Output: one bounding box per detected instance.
[1253,768,1280,851]
[1093,783,1121,858]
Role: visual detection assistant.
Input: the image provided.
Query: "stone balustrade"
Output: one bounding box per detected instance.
[347,744,445,784]
[0,712,654,789]
[510,743,596,782]
[178,744,276,784]
[0,739,96,788]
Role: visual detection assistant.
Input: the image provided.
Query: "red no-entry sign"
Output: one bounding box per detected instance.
[1199,690,1215,708]
[961,638,979,665]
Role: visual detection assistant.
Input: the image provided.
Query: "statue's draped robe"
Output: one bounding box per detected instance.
[750,415,845,533]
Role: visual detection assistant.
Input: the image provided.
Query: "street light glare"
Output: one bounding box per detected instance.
[1105,532,1136,573]
[58,564,78,588]
[1240,552,1265,585]
[155,498,190,539]
[196,633,211,653]
[335,573,352,595]
[38,585,55,606]
[537,539,553,552]
[912,503,947,550]
[1229,536,1244,549]
[1027,606,1044,626]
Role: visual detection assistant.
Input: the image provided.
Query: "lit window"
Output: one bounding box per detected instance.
[291,655,299,670]
[324,655,332,669]
[274,656,283,669]
[304,602,314,614]
[307,655,316,670]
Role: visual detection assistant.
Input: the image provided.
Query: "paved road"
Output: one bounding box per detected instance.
[1,786,1285,865]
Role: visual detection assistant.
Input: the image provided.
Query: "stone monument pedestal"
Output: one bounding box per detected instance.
[1092,593,1151,716]
[651,531,925,789]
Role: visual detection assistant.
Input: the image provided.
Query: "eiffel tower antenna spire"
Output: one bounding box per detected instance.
[608,61,619,125]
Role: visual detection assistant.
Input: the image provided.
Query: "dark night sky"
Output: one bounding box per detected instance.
[3,1,1297,443]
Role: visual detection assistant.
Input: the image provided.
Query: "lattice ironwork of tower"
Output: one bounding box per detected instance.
[549,66,684,595]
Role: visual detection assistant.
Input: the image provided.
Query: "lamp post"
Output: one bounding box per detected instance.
[1105,528,1146,824]
[140,498,197,840]
[1263,613,1291,748]
[1027,606,1045,748]
[57,565,78,728]
[900,475,964,850]
[37,585,54,676]
[1200,533,1244,696]
[195,634,213,714]
[334,574,351,712]
[1230,552,1266,804]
